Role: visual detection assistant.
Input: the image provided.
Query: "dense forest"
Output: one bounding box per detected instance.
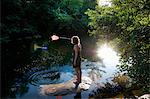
[1,0,96,41]
[1,0,150,98]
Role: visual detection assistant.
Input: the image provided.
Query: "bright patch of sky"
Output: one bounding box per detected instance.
[98,0,112,7]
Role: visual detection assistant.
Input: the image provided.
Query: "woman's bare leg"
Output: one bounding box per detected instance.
[75,67,81,83]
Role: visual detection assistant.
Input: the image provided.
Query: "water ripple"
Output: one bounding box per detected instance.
[27,65,74,86]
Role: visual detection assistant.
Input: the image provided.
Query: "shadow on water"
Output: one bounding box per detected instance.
[74,92,81,99]
[1,40,32,98]
[73,83,81,99]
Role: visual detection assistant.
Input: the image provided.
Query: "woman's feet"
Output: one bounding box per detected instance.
[73,80,81,84]
[73,81,79,85]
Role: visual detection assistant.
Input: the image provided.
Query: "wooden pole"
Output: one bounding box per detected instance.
[59,37,70,40]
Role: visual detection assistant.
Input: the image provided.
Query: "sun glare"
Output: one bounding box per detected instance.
[98,0,112,7]
[97,44,119,65]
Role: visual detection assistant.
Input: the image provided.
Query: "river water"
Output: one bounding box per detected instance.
[10,61,118,99]
[6,43,120,99]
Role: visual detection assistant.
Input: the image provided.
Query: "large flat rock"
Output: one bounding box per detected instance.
[39,76,92,95]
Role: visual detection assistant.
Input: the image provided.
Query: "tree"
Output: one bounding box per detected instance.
[1,0,96,43]
[86,0,150,92]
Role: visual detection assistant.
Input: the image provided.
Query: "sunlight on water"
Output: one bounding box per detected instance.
[97,44,120,83]
[97,43,120,65]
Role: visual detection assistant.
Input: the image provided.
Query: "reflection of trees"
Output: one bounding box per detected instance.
[9,80,29,98]
[89,69,101,82]
[83,61,106,82]
[15,41,72,76]
[89,73,140,98]
[18,83,29,97]
[31,41,72,67]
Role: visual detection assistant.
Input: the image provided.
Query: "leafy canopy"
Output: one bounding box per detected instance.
[86,0,150,92]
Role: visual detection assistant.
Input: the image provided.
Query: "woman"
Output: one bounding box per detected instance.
[71,36,82,84]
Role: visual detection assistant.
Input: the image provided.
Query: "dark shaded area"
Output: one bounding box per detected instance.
[74,92,81,99]
[89,81,144,98]
[1,0,97,98]
[1,40,32,98]
[74,83,81,99]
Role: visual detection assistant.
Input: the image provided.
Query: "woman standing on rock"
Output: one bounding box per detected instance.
[71,36,82,84]
[51,35,82,84]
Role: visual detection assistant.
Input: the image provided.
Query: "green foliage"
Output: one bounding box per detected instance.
[1,0,96,43]
[86,0,150,92]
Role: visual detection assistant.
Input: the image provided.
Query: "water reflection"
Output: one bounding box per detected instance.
[29,70,60,86]
[96,44,120,83]
[8,43,121,99]
[9,79,29,98]
[9,58,119,99]
[97,44,120,65]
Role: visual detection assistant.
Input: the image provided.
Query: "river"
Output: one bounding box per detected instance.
[4,41,121,99]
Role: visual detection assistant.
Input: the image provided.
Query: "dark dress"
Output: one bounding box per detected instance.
[73,45,81,68]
